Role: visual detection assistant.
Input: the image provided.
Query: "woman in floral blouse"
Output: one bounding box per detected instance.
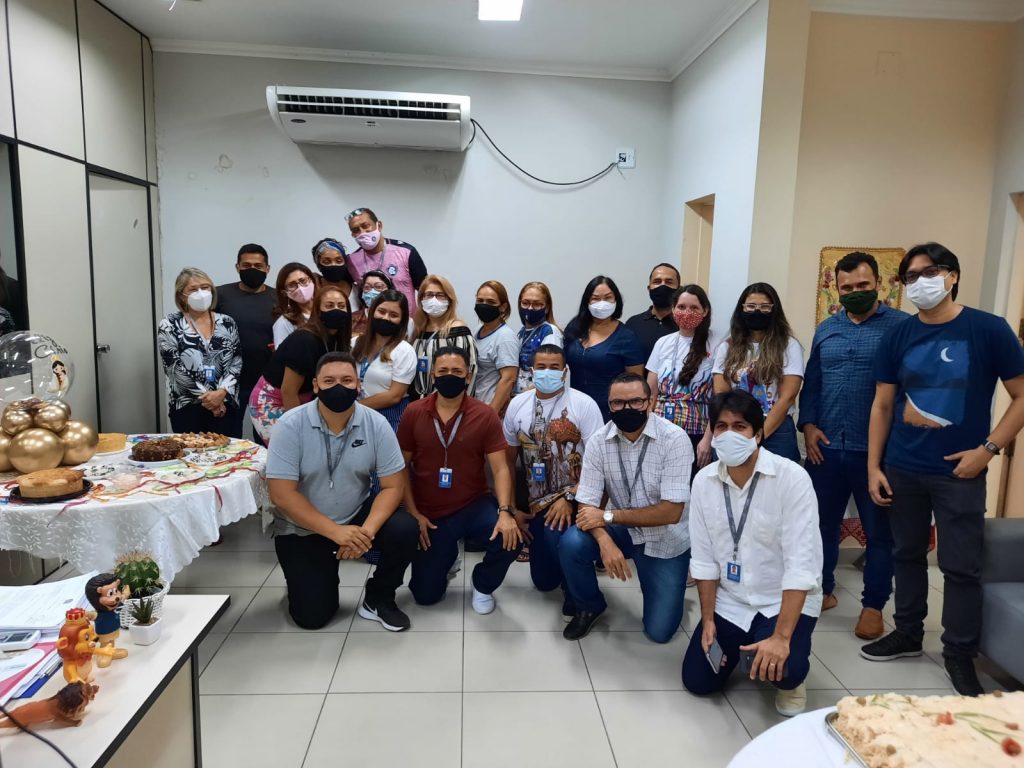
[158,267,243,436]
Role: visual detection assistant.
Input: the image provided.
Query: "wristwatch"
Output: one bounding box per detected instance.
[564,491,576,503]
[602,510,615,525]
[983,440,1001,456]
[498,505,515,515]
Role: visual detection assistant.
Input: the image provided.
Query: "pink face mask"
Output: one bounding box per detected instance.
[287,282,315,304]
[356,229,382,250]
[674,308,705,331]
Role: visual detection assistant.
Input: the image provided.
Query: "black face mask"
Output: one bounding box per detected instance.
[434,374,468,399]
[609,408,648,433]
[649,285,674,310]
[519,307,546,327]
[371,317,401,337]
[321,309,350,331]
[317,384,358,413]
[741,311,773,332]
[239,268,267,290]
[319,264,351,284]
[475,303,502,323]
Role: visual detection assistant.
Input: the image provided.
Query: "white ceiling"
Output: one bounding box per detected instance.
[102,0,1024,82]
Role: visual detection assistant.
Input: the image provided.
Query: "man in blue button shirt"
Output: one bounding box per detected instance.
[799,252,909,641]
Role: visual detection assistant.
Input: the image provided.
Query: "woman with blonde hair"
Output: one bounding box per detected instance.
[472,280,519,413]
[409,274,476,399]
[158,267,242,435]
[515,281,562,394]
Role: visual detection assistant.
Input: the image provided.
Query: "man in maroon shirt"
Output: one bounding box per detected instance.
[398,346,523,614]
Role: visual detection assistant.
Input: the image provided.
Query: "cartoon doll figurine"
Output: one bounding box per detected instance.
[83,573,129,668]
[56,609,120,684]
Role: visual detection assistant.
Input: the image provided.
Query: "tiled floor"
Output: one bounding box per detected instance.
[50,518,1018,768]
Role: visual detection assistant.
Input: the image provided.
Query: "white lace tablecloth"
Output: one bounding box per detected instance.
[0,436,268,581]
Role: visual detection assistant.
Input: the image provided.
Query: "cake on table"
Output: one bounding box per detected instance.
[17,468,85,499]
[171,432,230,450]
[833,690,1023,767]
[131,438,184,462]
[96,432,127,453]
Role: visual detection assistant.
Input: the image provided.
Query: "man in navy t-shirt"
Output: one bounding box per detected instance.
[863,242,1024,696]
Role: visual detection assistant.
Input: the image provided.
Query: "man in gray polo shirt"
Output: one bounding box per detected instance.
[267,351,419,631]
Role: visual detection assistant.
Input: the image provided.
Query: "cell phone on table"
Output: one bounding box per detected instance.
[705,638,724,671]
[0,629,40,651]
[740,649,788,677]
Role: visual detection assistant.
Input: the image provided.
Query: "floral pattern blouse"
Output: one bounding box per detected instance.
[157,311,242,412]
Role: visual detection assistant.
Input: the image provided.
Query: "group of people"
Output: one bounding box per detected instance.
[155,210,1024,717]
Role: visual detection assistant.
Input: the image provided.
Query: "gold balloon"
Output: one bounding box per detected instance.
[49,400,72,419]
[2,408,33,436]
[33,404,69,433]
[59,421,98,465]
[9,428,64,473]
[0,433,12,472]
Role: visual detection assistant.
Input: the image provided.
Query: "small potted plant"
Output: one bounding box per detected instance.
[114,551,168,630]
[128,598,162,645]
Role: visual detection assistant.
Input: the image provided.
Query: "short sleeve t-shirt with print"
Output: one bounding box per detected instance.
[473,324,520,405]
[502,388,605,513]
[356,339,417,398]
[646,331,719,435]
[874,306,1024,475]
[711,336,805,416]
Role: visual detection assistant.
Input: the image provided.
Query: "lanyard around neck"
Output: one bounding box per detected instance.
[721,473,761,561]
[432,412,464,467]
[320,416,352,491]
[616,434,651,508]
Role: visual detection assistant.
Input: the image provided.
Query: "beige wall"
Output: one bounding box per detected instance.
[786,13,1010,349]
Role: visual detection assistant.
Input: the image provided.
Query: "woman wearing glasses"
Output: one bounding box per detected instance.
[409,274,476,399]
[345,207,428,312]
[272,262,318,348]
[516,281,563,394]
[712,282,804,462]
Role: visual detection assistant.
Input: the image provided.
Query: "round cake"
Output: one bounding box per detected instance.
[18,468,85,499]
[131,438,184,462]
[172,432,230,451]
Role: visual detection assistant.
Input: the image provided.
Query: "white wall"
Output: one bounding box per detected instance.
[153,54,672,324]
[663,0,769,331]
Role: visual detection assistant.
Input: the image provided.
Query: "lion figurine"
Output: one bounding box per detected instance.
[56,608,120,684]
[0,682,99,729]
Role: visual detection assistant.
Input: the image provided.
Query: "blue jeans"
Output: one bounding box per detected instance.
[528,511,569,592]
[807,448,893,610]
[559,524,689,643]
[682,612,817,693]
[409,494,522,605]
[762,416,800,463]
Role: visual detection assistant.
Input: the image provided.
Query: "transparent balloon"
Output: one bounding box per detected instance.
[0,331,74,404]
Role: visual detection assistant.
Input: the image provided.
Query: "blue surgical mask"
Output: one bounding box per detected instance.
[362,289,381,307]
[532,368,565,395]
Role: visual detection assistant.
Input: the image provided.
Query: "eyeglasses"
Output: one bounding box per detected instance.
[520,300,546,310]
[345,208,369,221]
[902,265,949,284]
[741,303,774,314]
[608,397,649,412]
[364,281,388,292]
[285,277,313,291]
[422,291,448,301]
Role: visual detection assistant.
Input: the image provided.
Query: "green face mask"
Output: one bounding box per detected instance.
[839,289,878,315]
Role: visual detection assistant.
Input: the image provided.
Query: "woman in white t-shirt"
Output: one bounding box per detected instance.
[351,289,417,430]
[712,282,804,462]
[645,284,718,479]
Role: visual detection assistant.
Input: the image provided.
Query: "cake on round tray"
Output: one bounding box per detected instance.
[17,468,85,499]
[833,690,1023,767]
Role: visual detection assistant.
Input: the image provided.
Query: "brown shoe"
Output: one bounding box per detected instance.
[822,593,839,611]
[855,608,884,640]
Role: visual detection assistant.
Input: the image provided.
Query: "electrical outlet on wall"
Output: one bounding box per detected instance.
[616,148,636,169]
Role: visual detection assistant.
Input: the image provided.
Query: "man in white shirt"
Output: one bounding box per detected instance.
[682,390,822,717]
[558,373,693,642]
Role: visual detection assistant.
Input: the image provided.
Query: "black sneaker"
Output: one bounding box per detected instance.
[563,609,604,640]
[860,630,923,661]
[357,599,411,632]
[945,656,984,697]
[561,600,576,624]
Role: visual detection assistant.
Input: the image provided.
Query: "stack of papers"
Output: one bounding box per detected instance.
[0,572,96,705]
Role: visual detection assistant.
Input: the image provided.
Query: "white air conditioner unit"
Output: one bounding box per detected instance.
[266,86,472,151]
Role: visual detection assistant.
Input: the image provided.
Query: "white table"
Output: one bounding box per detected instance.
[729,707,853,767]
[0,438,268,581]
[0,594,228,768]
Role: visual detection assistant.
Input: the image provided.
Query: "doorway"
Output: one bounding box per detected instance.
[681,194,715,287]
[88,173,159,433]
[996,192,1024,519]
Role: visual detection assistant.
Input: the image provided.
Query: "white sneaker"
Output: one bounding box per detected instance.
[471,587,495,615]
[775,683,807,717]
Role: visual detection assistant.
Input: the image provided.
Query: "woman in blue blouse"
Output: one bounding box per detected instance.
[564,275,646,421]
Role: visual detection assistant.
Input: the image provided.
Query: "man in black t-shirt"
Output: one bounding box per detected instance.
[624,263,681,360]
[216,243,276,441]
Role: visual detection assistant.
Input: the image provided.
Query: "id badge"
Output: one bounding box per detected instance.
[438,467,453,489]
[531,462,546,482]
[663,402,676,421]
[417,357,429,373]
[727,562,742,583]
[202,365,217,386]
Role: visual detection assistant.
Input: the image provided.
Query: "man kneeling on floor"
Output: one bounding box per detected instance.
[266,351,419,631]
[682,390,823,717]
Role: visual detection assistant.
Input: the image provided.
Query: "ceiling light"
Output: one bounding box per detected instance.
[478,0,523,21]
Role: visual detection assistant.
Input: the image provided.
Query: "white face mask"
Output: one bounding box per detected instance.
[422,297,450,317]
[356,229,382,250]
[711,431,759,467]
[588,300,616,320]
[186,289,213,312]
[905,274,950,311]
